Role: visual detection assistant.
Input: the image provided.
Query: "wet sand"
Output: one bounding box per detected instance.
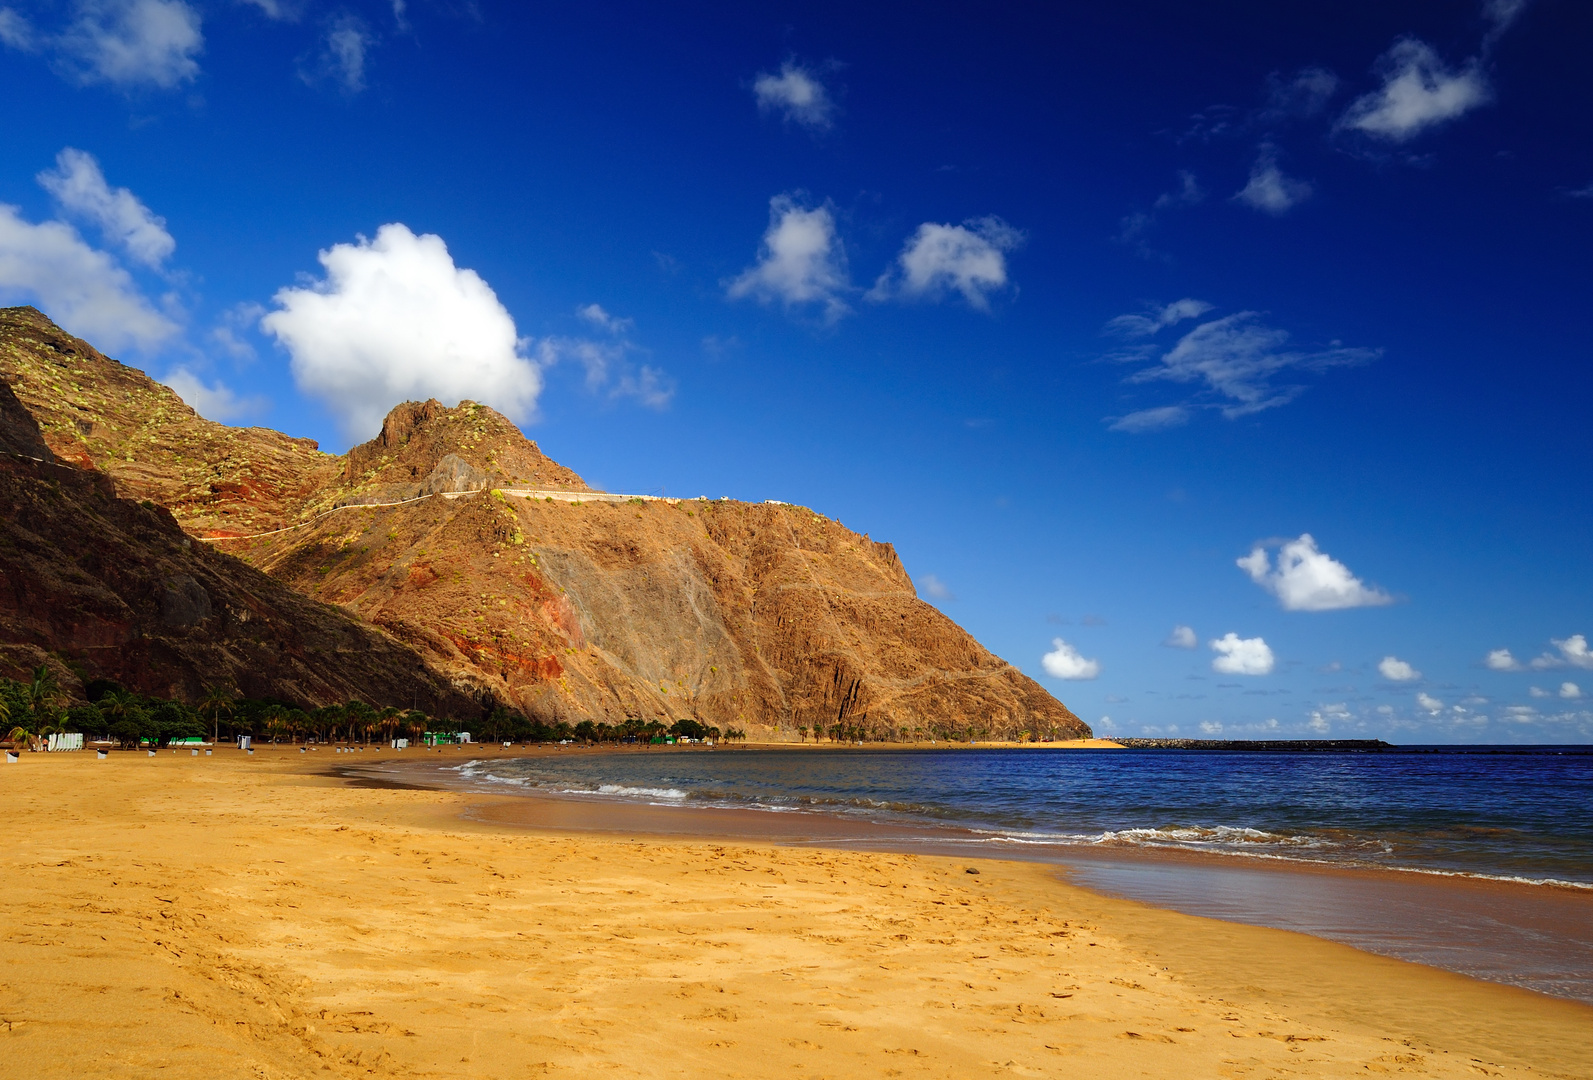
[2,746,1590,1079]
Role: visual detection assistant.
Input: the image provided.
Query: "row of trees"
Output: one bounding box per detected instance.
[1,670,744,749]
[2,666,73,751]
[475,708,742,744]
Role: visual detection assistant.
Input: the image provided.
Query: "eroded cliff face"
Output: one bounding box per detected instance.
[0,377,478,714]
[231,487,1084,739]
[0,306,1087,740]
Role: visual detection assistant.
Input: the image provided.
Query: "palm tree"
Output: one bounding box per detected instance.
[404,710,428,746]
[200,686,236,744]
[28,665,61,728]
[377,706,399,746]
[260,705,285,744]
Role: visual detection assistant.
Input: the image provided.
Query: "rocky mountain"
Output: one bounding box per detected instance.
[0,373,477,714]
[0,306,1087,740]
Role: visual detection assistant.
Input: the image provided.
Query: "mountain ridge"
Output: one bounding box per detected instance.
[0,306,1087,741]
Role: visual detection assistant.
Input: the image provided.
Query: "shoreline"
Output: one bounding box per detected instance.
[3,747,1590,1079]
[335,747,1593,887]
[339,747,1593,1004]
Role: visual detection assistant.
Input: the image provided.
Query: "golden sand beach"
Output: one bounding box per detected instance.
[2,748,1589,1079]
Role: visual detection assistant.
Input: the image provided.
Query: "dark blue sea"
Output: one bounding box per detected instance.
[455,746,1593,888]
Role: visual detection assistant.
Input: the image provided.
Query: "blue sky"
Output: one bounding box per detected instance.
[2,0,1589,742]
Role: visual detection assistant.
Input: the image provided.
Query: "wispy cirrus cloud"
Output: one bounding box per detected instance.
[539,303,673,410]
[162,366,266,421]
[1104,303,1379,432]
[1482,0,1530,47]
[0,203,178,351]
[238,0,303,20]
[1117,171,1202,255]
[0,6,36,48]
[0,148,184,352]
[300,12,371,93]
[1233,144,1313,215]
[1182,67,1341,143]
[37,147,175,268]
[1105,298,1212,339]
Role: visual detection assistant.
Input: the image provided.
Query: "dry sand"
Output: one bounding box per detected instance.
[1,748,1588,1079]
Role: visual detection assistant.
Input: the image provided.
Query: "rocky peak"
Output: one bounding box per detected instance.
[337,399,589,503]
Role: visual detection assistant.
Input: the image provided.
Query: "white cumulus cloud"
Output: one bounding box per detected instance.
[918,574,954,601]
[726,194,850,323]
[1416,692,1443,714]
[1308,702,1352,733]
[1234,144,1313,215]
[1555,635,1593,669]
[752,61,835,131]
[1485,647,1523,671]
[1378,655,1420,681]
[57,0,203,89]
[1041,639,1100,680]
[1528,634,1593,670]
[37,148,174,268]
[867,217,1022,310]
[1238,534,1392,612]
[1562,682,1583,700]
[260,223,541,442]
[1164,624,1197,649]
[1339,38,1489,142]
[0,203,177,353]
[1210,633,1274,675]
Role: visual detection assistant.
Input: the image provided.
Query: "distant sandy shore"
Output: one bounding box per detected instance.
[2,747,1589,1079]
[732,737,1127,749]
